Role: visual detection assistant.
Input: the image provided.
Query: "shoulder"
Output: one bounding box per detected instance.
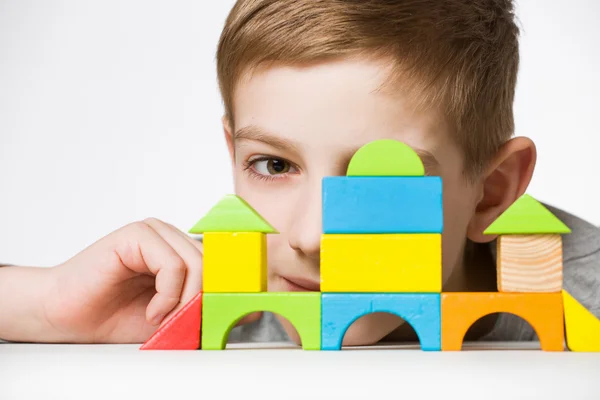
[545,204,600,315]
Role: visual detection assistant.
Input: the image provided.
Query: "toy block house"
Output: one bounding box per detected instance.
[188,194,277,293]
[320,139,443,293]
[442,195,572,352]
[141,139,600,353]
[483,194,571,293]
[189,195,321,351]
[320,139,443,351]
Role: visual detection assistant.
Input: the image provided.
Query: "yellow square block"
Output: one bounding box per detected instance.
[203,232,267,292]
[320,234,441,292]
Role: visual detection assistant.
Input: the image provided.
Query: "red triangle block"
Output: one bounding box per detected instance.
[140,291,203,350]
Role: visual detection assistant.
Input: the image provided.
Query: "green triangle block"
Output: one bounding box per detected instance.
[188,194,278,234]
[346,139,425,177]
[484,194,571,234]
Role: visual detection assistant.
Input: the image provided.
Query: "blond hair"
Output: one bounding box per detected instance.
[216,0,520,179]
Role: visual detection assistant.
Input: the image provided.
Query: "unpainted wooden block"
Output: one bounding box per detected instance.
[441,292,564,352]
[203,232,267,293]
[140,291,203,350]
[201,293,321,350]
[320,233,441,292]
[563,290,600,352]
[497,234,563,292]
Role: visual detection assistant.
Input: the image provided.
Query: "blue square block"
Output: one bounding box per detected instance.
[321,293,441,351]
[322,176,443,233]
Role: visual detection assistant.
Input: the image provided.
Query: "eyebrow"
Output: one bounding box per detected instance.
[338,145,440,174]
[233,125,300,152]
[413,149,440,173]
[233,124,439,172]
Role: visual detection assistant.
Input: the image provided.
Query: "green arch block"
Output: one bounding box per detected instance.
[201,293,321,350]
[346,139,425,177]
[189,194,277,234]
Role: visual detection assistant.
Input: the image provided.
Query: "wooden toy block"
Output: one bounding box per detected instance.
[497,234,563,292]
[320,234,441,292]
[441,292,564,351]
[189,194,278,234]
[322,176,443,234]
[321,293,441,350]
[140,291,202,350]
[202,232,267,293]
[562,290,600,352]
[346,139,425,177]
[484,194,571,235]
[202,293,321,350]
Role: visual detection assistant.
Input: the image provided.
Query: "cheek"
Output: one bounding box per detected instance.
[233,170,293,248]
[440,181,477,281]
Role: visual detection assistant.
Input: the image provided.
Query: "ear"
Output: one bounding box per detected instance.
[467,136,537,243]
[222,115,235,168]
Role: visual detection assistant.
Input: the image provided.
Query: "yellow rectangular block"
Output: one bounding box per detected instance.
[320,234,441,292]
[203,232,267,292]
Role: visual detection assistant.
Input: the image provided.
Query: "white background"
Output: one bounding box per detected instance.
[1,0,599,267]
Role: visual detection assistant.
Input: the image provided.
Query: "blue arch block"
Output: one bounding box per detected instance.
[321,293,441,350]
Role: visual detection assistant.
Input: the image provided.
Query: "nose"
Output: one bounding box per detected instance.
[287,178,323,261]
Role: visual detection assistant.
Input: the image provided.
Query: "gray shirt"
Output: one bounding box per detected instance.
[229,204,600,344]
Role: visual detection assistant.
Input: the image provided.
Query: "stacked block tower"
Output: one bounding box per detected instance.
[140,139,600,352]
[320,139,442,350]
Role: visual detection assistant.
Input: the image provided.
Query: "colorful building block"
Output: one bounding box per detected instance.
[484,194,571,234]
[201,293,321,350]
[497,234,563,292]
[140,291,203,350]
[321,293,441,350]
[346,139,425,177]
[562,290,600,352]
[322,176,443,234]
[320,234,441,292]
[202,232,267,293]
[189,194,278,233]
[441,292,564,351]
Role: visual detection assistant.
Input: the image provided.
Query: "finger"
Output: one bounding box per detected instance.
[160,222,263,327]
[143,218,203,306]
[162,221,204,254]
[115,221,187,325]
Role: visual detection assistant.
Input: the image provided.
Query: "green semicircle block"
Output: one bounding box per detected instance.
[188,194,278,234]
[484,194,571,235]
[346,139,425,177]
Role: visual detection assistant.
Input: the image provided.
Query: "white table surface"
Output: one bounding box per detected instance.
[1,341,599,400]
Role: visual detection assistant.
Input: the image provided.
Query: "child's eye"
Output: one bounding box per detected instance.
[244,156,298,181]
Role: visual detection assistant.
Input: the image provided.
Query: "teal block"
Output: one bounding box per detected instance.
[321,293,441,350]
[321,176,443,233]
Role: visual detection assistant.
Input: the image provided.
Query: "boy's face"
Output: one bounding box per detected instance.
[223,56,483,346]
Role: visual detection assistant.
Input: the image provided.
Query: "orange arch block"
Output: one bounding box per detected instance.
[442,292,564,351]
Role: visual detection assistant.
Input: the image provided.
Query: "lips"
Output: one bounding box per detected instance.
[281,276,320,292]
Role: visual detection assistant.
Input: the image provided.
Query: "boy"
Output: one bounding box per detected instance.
[1,0,599,347]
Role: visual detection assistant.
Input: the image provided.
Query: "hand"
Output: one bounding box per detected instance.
[43,218,260,344]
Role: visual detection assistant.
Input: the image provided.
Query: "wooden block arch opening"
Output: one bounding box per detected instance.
[441,292,564,351]
[201,293,321,350]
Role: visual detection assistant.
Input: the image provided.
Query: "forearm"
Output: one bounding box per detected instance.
[0,265,58,342]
